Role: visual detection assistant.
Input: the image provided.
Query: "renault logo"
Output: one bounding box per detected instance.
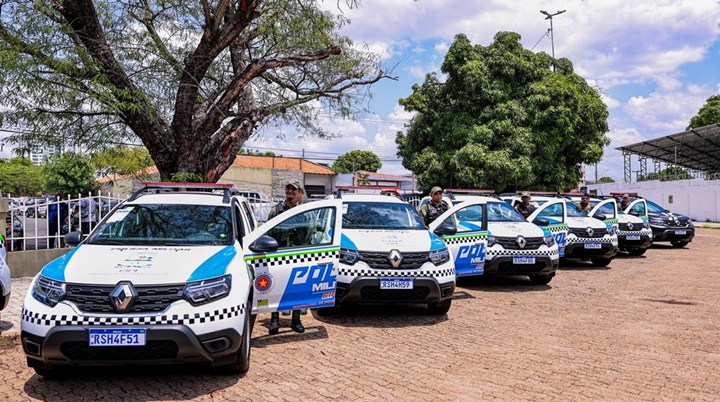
[110,282,137,313]
[627,222,634,230]
[387,249,403,268]
[585,227,594,237]
[516,235,527,249]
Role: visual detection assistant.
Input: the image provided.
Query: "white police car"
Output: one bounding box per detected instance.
[527,196,618,266]
[330,194,456,314]
[430,197,559,285]
[21,182,342,376]
[0,240,10,317]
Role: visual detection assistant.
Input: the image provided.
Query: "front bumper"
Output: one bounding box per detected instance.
[564,241,617,259]
[651,226,695,242]
[483,255,558,277]
[617,233,653,250]
[22,325,243,368]
[336,277,455,305]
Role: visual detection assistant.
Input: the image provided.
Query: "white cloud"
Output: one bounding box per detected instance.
[625,89,707,132]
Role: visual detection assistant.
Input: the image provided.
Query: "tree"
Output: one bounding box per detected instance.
[396,32,610,192]
[598,176,615,183]
[331,150,382,173]
[90,147,154,178]
[43,152,100,197]
[638,167,693,182]
[0,157,44,196]
[688,95,720,129]
[0,0,390,182]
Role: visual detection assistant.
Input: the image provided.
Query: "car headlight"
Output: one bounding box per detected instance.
[32,275,66,307]
[183,274,232,306]
[486,235,497,247]
[643,221,650,229]
[340,248,360,265]
[429,248,450,265]
[543,234,555,247]
[649,218,665,225]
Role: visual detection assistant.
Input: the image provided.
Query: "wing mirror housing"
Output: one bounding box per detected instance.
[434,223,457,236]
[249,235,280,253]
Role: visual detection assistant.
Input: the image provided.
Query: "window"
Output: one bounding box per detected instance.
[342,202,426,230]
[265,207,336,248]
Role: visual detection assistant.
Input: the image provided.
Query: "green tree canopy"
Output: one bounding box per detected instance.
[0,157,44,196]
[688,94,720,129]
[331,150,382,173]
[91,147,154,177]
[396,32,610,192]
[42,152,100,197]
[0,0,390,182]
[638,166,693,182]
[598,176,615,183]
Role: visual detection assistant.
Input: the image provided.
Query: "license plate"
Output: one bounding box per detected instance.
[584,243,602,249]
[379,278,414,290]
[626,235,641,240]
[513,256,535,264]
[89,328,146,347]
[675,230,686,235]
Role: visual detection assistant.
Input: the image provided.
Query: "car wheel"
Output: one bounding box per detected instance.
[591,257,612,267]
[427,299,452,315]
[225,296,252,374]
[530,275,553,285]
[670,240,689,248]
[627,248,646,256]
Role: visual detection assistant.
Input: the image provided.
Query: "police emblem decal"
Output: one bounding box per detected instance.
[254,273,274,293]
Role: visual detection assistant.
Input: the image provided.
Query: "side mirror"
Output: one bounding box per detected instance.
[664,209,670,213]
[593,213,607,221]
[64,231,83,247]
[249,235,280,253]
[434,223,457,236]
[533,218,550,227]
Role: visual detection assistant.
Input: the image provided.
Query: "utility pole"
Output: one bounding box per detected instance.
[540,9,566,71]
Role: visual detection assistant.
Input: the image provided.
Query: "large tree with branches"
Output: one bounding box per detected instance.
[0,0,390,181]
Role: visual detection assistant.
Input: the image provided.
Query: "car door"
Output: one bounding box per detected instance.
[428,200,488,277]
[245,199,342,314]
[527,199,568,257]
[626,199,649,224]
[590,199,619,235]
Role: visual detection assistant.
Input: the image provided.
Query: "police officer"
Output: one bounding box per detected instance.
[619,193,630,211]
[419,186,449,225]
[576,193,592,214]
[515,192,536,219]
[267,181,305,335]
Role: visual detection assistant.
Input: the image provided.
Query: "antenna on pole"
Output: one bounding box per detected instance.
[540,9,566,71]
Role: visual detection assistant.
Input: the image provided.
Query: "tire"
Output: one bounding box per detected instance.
[591,257,612,267]
[627,248,647,256]
[225,297,252,374]
[530,275,553,285]
[427,299,452,315]
[670,240,689,248]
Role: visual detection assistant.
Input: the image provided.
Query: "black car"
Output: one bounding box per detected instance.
[625,198,694,248]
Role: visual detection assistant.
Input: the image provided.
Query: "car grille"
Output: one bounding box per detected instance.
[663,219,690,227]
[497,262,547,274]
[495,237,544,250]
[60,341,178,361]
[360,286,431,301]
[619,223,643,231]
[569,228,608,238]
[360,251,429,270]
[65,283,185,313]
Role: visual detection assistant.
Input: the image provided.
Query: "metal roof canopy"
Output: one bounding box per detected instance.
[617,123,720,172]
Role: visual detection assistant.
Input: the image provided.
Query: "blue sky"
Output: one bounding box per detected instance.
[3,0,719,184]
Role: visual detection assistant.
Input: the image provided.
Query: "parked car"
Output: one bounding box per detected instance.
[615,193,695,248]
[0,242,10,315]
[580,196,653,255]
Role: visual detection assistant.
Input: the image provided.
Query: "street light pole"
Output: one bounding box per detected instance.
[540,9,566,71]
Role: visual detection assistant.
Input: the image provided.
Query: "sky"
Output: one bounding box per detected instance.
[3,0,719,184]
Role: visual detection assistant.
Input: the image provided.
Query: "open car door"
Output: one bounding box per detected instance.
[590,199,619,235]
[429,199,488,278]
[527,199,569,257]
[626,199,649,224]
[245,199,343,314]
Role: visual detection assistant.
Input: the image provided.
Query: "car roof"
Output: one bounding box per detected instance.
[335,194,408,203]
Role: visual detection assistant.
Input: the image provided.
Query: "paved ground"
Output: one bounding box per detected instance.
[1,228,720,401]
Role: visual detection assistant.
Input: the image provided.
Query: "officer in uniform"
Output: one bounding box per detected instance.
[419,186,449,226]
[515,192,536,219]
[619,193,630,211]
[576,193,593,214]
[267,181,306,335]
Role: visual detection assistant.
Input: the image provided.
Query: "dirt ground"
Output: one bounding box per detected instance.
[1,228,719,401]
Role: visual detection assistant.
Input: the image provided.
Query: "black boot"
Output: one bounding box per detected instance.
[290,310,305,333]
[269,312,280,335]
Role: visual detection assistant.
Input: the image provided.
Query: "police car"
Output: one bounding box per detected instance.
[501,193,569,258]
[525,196,618,266]
[614,193,695,248]
[0,240,10,317]
[430,196,559,285]
[21,182,342,376]
[329,194,456,314]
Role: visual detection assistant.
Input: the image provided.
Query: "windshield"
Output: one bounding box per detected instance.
[565,202,588,217]
[645,200,667,214]
[342,201,426,229]
[486,202,526,222]
[87,204,233,246]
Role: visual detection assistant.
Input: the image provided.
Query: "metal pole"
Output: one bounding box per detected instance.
[540,10,566,71]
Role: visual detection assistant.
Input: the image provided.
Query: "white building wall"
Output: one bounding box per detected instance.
[588,179,720,223]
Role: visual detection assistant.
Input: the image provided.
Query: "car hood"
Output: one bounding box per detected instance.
[566,217,609,230]
[487,221,547,237]
[341,229,445,252]
[40,244,236,285]
[618,214,644,224]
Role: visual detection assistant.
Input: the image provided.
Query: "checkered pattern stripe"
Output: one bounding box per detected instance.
[544,225,568,233]
[487,249,558,257]
[442,233,487,245]
[566,237,615,244]
[618,229,646,235]
[338,266,454,278]
[21,304,245,327]
[246,249,340,270]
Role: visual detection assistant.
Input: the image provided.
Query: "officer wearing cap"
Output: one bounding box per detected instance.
[619,193,630,211]
[419,186,449,225]
[267,180,306,335]
[576,193,592,214]
[515,192,536,219]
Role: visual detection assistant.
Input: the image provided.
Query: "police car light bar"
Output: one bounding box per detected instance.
[130,182,237,202]
[609,192,639,197]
